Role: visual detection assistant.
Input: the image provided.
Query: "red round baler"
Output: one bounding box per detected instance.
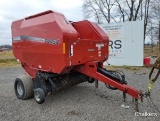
[12,10,142,105]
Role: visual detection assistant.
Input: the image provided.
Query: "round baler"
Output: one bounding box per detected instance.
[11,10,142,105]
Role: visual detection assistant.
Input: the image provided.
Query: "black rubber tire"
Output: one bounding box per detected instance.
[14,75,34,100]
[34,88,45,104]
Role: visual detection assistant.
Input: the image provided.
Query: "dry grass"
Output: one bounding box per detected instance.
[0,59,20,67]
[0,51,20,67]
[144,45,160,57]
[104,65,143,71]
[0,51,15,59]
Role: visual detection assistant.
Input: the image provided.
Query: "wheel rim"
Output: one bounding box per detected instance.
[35,91,41,102]
[17,82,23,96]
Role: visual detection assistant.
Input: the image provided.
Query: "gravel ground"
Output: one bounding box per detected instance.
[0,67,160,121]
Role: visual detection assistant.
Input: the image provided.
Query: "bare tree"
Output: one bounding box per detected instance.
[115,0,126,22]
[83,0,151,41]
[115,0,143,21]
[149,0,160,50]
[144,0,150,40]
[83,0,147,22]
[106,0,150,41]
[83,0,117,23]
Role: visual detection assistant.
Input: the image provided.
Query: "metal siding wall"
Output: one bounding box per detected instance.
[100,20,144,66]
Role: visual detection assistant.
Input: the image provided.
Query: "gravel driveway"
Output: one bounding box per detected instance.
[0,67,159,121]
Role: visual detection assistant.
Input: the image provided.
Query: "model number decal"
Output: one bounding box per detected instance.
[13,36,60,45]
[45,39,59,45]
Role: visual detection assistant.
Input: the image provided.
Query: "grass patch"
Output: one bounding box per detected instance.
[144,46,160,57]
[0,59,20,67]
[121,66,140,71]
[104,65,142,71]
[0,59,16,63]
[0,51,20,67]
[0,51,15,59]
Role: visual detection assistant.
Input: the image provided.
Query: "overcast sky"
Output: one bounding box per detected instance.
[0,0,84,45]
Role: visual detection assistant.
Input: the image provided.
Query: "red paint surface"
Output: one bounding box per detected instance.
[12,10,109,77]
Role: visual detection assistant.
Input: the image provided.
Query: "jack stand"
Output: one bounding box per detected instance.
[135,99,139,112]
[121,92,130,109]
[140,90,144,102]
[123,92,126,103]
[145,91,150,98]
[95,80,98,88]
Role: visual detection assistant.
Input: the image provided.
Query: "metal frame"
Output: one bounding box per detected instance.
[75,61,142,99]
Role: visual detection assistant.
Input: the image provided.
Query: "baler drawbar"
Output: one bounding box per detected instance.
[12,10,143,111]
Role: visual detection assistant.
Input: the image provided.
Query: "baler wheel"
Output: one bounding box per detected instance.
[14,75,34,100]
[34,88,45,104]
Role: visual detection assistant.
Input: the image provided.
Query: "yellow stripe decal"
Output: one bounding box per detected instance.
[63,43,66,54]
